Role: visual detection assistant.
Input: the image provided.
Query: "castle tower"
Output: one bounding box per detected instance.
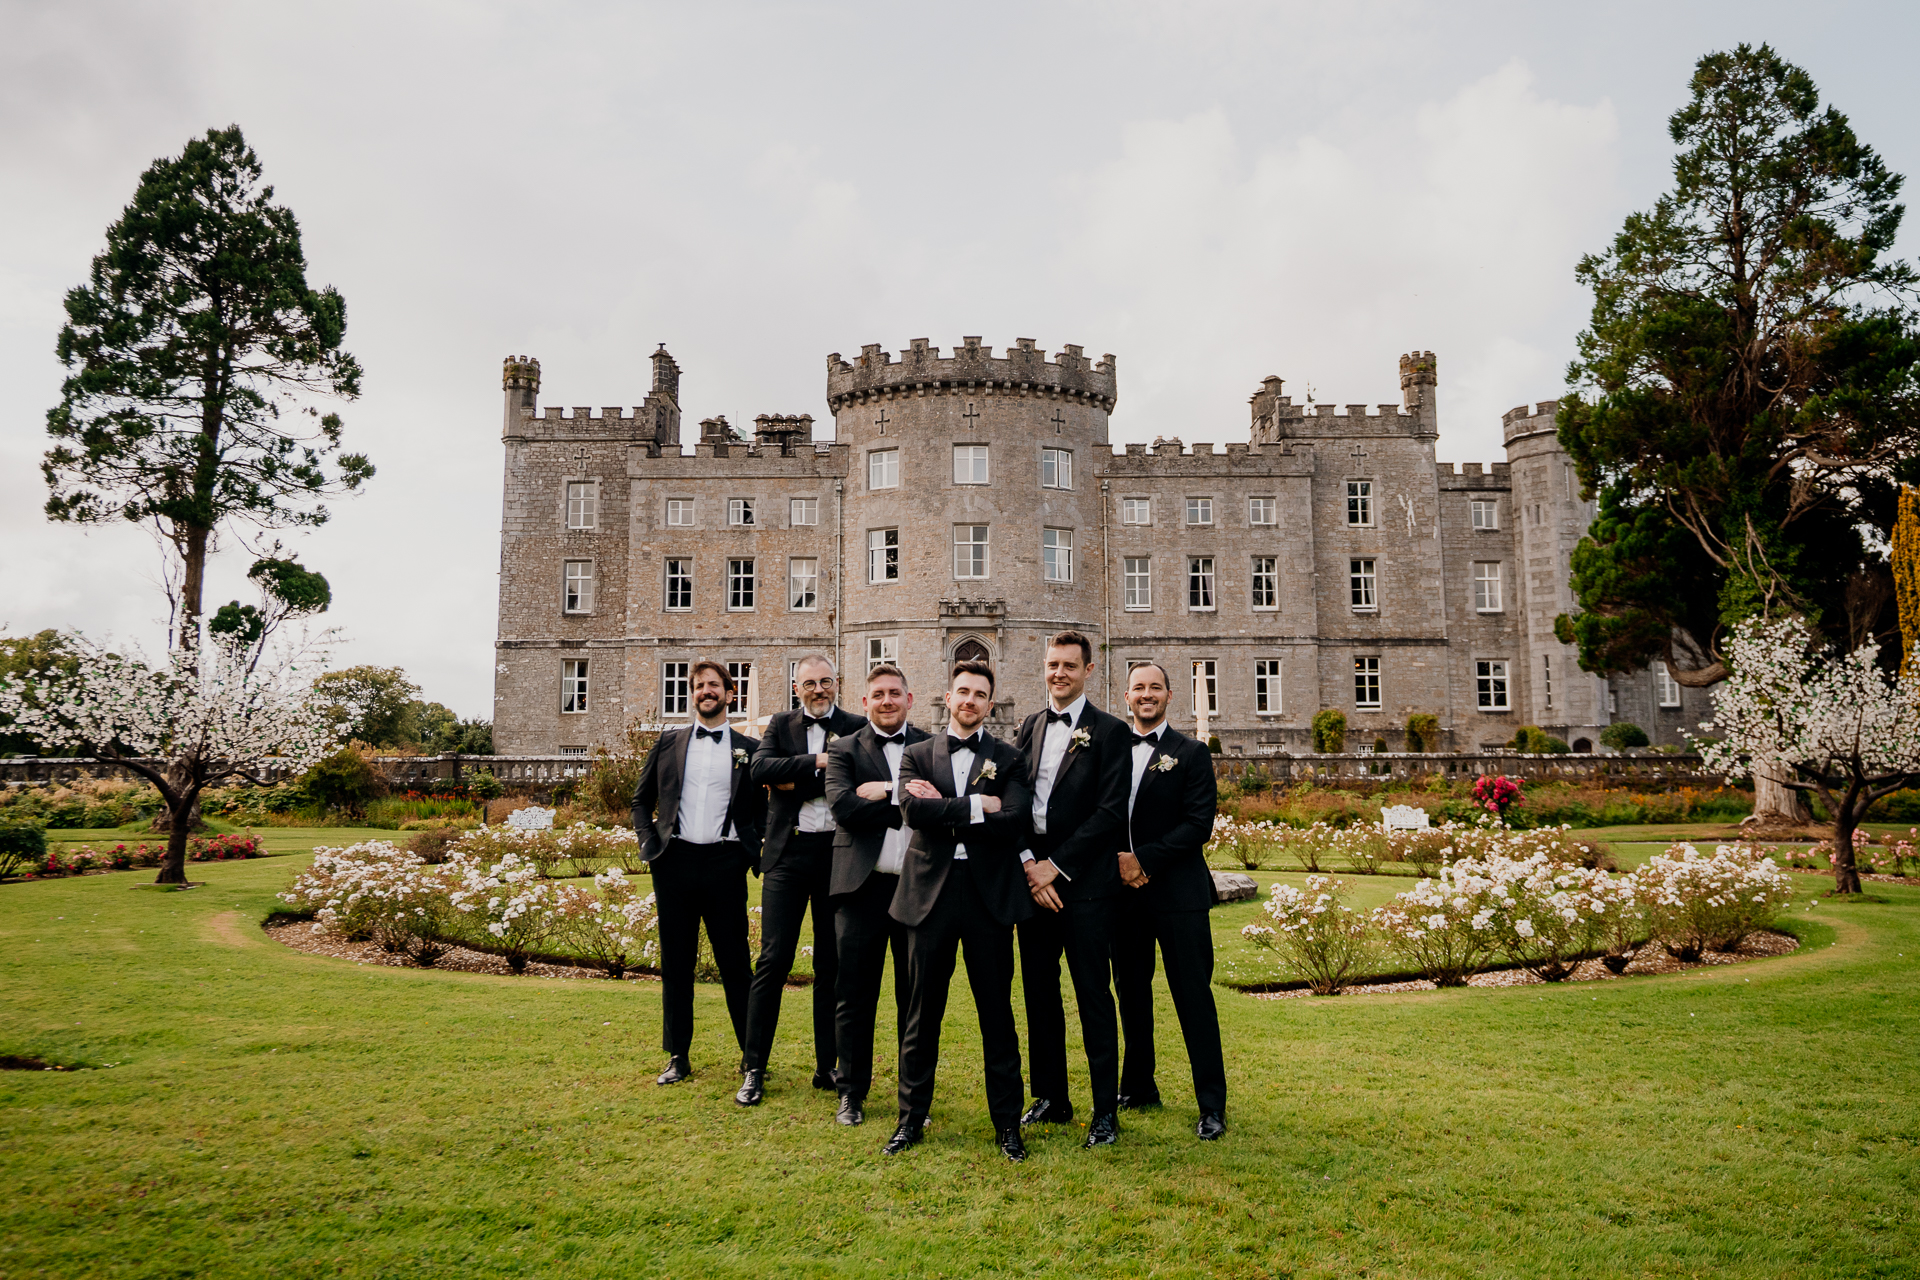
[502,356,540,434]
[825,337,1118,724]
[1399,351,1438,438]
[642,344,682,453]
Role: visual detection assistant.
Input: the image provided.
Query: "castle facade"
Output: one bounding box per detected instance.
[492,338,1706,755]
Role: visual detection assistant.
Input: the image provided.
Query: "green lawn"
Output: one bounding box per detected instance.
[3,836,1916,1278]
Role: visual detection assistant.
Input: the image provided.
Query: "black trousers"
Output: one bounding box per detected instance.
[832,869,909,1102]
[741,831,839,1075]
[1112,891,1227,1115]
[897,861,1024,1130]
[1016,895,1120,1113]
[650,838,752,1061]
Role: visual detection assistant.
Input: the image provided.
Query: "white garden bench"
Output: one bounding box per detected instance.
[506,806,557,831]
[1380,804,1430,832]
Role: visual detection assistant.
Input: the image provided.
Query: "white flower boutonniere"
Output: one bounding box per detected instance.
[976,760,998,781]
[825,731,838,745]
[1070,728,1092,752]
[733,748,749,767]
[1150,753,1177,773]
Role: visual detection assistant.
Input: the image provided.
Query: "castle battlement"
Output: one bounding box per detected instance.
[826,336,1118,413]
[1100,438,1313,477]
[627,441,850,478]
[1500,399,1559,445]
[1437,459,1512,490]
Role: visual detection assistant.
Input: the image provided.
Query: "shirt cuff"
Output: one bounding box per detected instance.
[969,793,985,824]
[1019,850,1034,863]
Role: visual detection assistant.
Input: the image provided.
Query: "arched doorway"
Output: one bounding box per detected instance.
[952,638,990,667]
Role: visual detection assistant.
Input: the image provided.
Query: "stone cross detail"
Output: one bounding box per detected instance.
[1050,408,1065,434]
[573,444,592,470]
[962,401,981,433]
[874,407,889,434]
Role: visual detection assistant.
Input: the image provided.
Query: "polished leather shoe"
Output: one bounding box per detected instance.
[1083,1112,1120,1147]
[656,1056,693,1086]
[836,1095,865,1127]
[735,1067,765,1107]
[812,1071,837,1091]
[1116,1090,1162,1110]
[881,1116,925,1155]
[1020,1097,1073,1126]
[995,1126,1028,1163]
[1195,1110,1227,1141]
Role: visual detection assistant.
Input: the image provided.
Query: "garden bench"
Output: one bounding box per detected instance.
[506,806,557,831]
[1381,804,1430,832]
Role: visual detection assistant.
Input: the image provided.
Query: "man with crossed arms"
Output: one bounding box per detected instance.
[1012,629,1130,1147]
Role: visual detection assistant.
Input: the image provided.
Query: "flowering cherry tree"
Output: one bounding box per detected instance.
[0,634,344,884]
[1696,617,1920,894]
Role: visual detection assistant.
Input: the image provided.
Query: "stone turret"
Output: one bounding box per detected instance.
[642,344,682,453]
[753,413,814,455]
[1399,350,1437,438]
[502,355,540,435]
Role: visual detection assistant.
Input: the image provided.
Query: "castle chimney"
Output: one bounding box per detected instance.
[1398,350,1438,438]
[642,344,683,452]
[650,344,681,400]
[502,355,540,436]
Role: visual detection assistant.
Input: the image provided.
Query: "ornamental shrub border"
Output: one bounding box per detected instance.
[4,833,265,881]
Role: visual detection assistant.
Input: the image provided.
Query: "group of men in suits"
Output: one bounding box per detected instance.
[628,634,1224,1162]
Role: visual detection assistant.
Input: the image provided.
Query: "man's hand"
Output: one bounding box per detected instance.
[1025,858,1059,890]
[977,794,1002,814]
[855,780,893,801]
[814,752,831,771]
[904,779,942,800]
[1031,882,1064,912]
[775,782,795,791]
[1119,851,1149,887]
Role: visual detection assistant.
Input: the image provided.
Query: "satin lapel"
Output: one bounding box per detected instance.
[965,737,991,790]
[931,733,957,798]
[1023,716,1045,783]
[857,726,888,780]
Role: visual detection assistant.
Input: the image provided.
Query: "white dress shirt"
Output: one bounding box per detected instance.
[875,732,908,876]
[1128,722,1169,817]
[947,732,988,860]
[1020,695,1084,877]
[678,725,737,844]
[798,717,835,833]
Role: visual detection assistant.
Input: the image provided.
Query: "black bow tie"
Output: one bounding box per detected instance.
[875,732,905,745]
[804,715,831,728]
[1130,732,1160,747]
[948,732,981,751]
[696,726,726,742]
[1046,709,1073,725]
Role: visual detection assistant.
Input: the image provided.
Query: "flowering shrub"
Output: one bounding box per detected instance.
[1637,842,1792,961]
[556,822,642,878]
[1473,775,1523,817]
[1241,875,1370,994]
[450,824,563,877]
[1586,867,1646,973]
[448,852,567,972]
[1370,861,1504,986]
[280,840,464,964]
[1206,816,1284,870]
[188,833,264,861]
[1474,856,1608,981]
[560,868,659,977]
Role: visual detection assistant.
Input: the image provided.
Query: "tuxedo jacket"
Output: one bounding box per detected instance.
[823,722,931,896]
[1124,726,1220,912]
[748,704,868,873]
[629,724,767,866]
[1012,700,1131,901]
[890,731,1034,929]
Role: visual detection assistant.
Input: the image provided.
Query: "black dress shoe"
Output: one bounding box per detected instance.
[1195,1110,1227,1141]
[1020,1097,1073,1126]
[836,1095,865,1127]
[1083,1112,1120,1147]
[882,1116,926,1155]
[656,1056,693,1086]
[996,1126,1028,1163]
[1116,1090,1162,1110]
[812,1071,836,1091]
[735,1067,765,1107]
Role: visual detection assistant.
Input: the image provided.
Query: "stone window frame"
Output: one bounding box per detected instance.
[728,661,754,715]
[1470,498,1499,530]
[1042,528,1074,583]
[665,497,696,528]
[1353,656,1382,709]
[1120,496,1152,526]
[1472,561,1504,613]
[1346,479,1375,527]
[1041,447,1073,491]
[1185,496,1214,527]
[1543,653,1555,712]
[660,660,690,717]
[1349,558,1378,613]
[1122,556,1151,611]
[1187,556,1216,611]
[953,444,990,486]
[728,497,757,528]
[1247,496,1277,527]
[868,528,900,584]
[868,447,901,491]
[1254,658,1283,715]
[727,557,756,611]
[953,524,990,580]
[1475,659,1511,711]
[1250,556,1277,611]
[562,558,596,615]
[663,557,694,612]
[789,496,820,527]
[1191,659,1219,716]
[788,557,819,612]
[565,480,599,531]
[1655,661,1683,708]
[867,635,899,670]
[561,658,590,715]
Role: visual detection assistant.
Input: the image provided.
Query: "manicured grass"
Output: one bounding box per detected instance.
[3,839,1916,1278]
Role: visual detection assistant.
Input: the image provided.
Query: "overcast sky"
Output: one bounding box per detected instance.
[4,1,1916,718]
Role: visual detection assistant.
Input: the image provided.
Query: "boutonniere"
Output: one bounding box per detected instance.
[1070,728,1092,752]
[976,760,998,781]
[1150,753,1177,773]
[733,748,749,767]
[825,731,838,745]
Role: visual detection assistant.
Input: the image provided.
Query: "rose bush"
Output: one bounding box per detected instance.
[1637,842,1792,961]
[1241,875,1371,994]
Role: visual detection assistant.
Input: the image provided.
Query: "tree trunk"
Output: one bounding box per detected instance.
[1752,760,1813,825]
[1830,784,1864,896]
[177,522,210,655]
[156,799,193,884]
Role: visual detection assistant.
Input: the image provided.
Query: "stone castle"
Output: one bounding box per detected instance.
[492,338,1706,756]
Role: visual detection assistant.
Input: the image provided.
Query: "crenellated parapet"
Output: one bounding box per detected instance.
[1098,438,1315,479]
[825,336,1118,413]
[1436,459,1513,491]
[1501,400,1559,445]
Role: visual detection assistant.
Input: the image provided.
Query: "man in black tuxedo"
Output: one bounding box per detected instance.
[1110,660,1227,1140]
[736,654,868,1106]
[883,660,1035,1162]
[631,660,766,1086]
[1012,629,1130,1146]
[822,662,926,1126]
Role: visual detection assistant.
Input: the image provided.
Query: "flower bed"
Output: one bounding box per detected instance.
[9,833,264,880]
